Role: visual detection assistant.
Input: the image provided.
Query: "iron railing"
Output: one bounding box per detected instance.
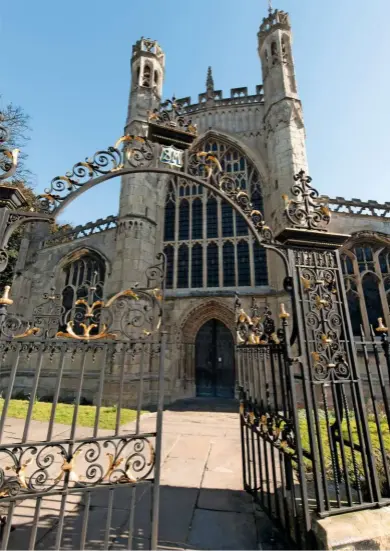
[0,256,167,550]
[237,298,390,549]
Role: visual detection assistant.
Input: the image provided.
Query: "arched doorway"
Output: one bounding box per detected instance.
[195,319,235,398]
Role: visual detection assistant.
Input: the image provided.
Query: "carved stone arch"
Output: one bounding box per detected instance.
[54,247,111,294]
[57,245,112,275]
[190,128,269,185]
[181,299,235,344]
[341,231,390,251]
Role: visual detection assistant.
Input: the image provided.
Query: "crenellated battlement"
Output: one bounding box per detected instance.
[320,196,390,218]
[132,37,164,60]
[258,10,290,46]
[175,85,264,115]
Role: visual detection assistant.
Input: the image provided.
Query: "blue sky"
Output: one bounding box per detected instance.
[2,0,389,226]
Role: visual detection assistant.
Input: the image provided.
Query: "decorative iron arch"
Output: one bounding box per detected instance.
[38,135,290,272]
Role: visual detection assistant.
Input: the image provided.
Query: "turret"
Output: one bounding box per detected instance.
[257,9,308,234]
[125,37,165,136]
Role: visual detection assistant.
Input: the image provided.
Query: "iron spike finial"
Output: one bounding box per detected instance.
[268,0,273,14]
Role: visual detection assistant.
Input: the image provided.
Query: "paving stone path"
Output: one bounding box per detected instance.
[2,398,287,550]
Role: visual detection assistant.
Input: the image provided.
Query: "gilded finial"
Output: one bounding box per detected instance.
[376,318,388,333]
[279,303,290,319]
[0,286,13,306]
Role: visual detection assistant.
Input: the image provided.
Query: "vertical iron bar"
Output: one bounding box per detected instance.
[245,422,253,492]
[240,388,248,490]
[257,430,264,506]
[28,497,42,551]
[350,381,374,502]
[47,347,67,441]
[281,275,313,537]
[127,485,137,551]
[251,425,258,500]
[103,488,114,549]
[331,382,353,506]
[79,491,91,550]
[0,344,21,440]
[54,493,68,551]
[150,331,167,551]
[22,343,45,443]
[370,326,390,426]
[0,502,14,551]
[136,343,146,434]
[360,327,390,493]
[115,344,127,435]
[322,384,340,508]
[341,385,363,503]
[93,346,108,438]
[70,345,88,441]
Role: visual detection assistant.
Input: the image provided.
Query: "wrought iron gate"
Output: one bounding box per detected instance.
[0,257,166,550]
[236,179,390,550]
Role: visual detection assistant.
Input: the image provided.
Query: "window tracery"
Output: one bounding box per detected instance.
[60,251,105,335]
[163,139,268,290]
[341,238,390,336]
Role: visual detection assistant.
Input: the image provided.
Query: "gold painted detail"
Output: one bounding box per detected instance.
[0,285,13,306]
[376,317,388,333]
[279,303,290,319]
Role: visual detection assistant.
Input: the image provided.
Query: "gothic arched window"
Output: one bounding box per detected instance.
[142,64,151,87]
[60,251,105,335]
[162,138,268,290]
[341,238,390,337]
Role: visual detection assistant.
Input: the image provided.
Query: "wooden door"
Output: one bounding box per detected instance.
[195,319,235,398]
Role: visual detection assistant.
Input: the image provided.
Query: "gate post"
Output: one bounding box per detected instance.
[276,170,382,515]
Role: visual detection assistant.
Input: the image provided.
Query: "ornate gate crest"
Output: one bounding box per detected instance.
[159,145,183,168]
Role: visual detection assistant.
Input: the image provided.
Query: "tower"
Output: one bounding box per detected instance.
[111,38,167,293]
[258,10,308,233]
[125,37,165,136]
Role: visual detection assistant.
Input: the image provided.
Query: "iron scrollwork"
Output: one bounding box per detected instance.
[39,136,155,213]
[283,169,331,231]
[148,96,197,135]
[0,436,155,499]
[235,297,285,345]
[296,250,351,381]
[188,151,275,244]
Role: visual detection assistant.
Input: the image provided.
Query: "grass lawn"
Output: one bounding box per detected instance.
[296,412,390,493]
[0,398,143,429]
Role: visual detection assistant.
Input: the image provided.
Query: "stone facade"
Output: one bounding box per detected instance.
[8,10,390,406]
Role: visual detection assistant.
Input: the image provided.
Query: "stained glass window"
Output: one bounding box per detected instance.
[162,138,269,290]
[207,243,219,287]
[178,244,189,288]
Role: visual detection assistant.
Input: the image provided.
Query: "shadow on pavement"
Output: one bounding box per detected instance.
[166,398,239,414]
[1,483,288,550]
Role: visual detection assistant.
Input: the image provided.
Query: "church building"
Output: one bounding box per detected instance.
[10,8,390,405]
